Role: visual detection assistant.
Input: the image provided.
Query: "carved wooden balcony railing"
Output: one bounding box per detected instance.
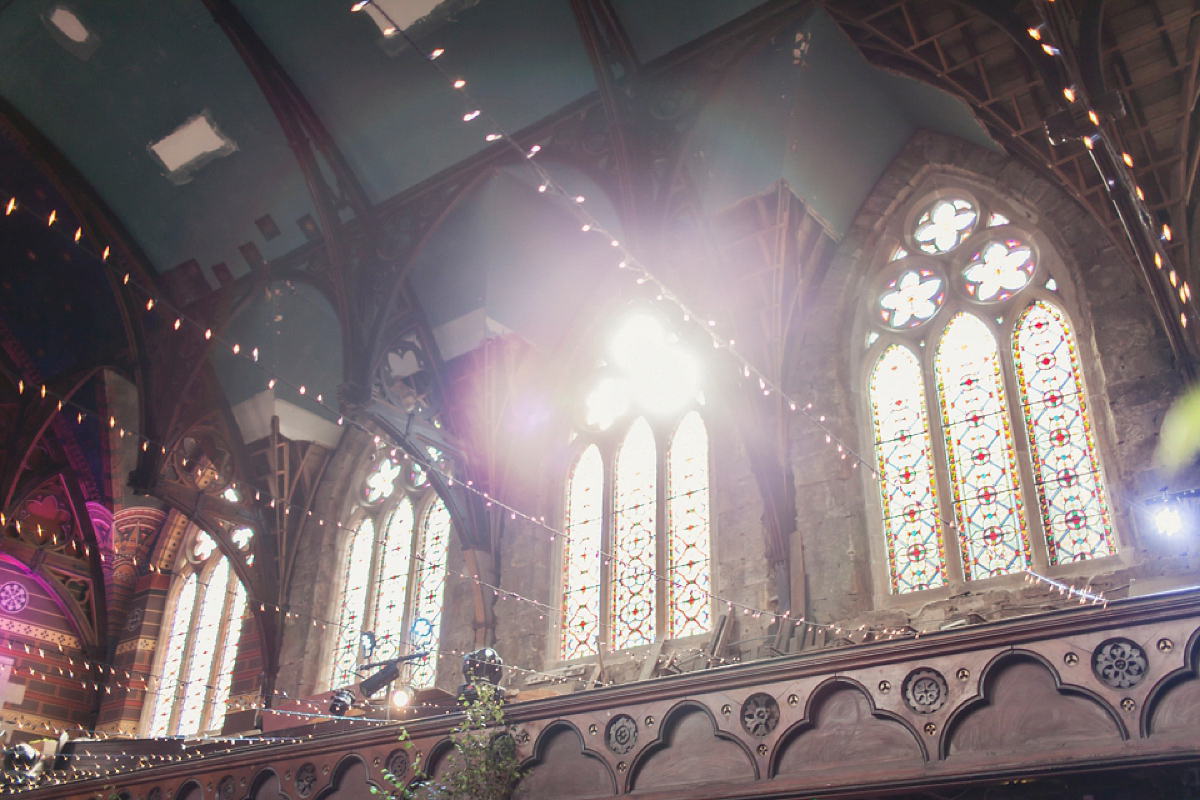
[23,588,1200,800]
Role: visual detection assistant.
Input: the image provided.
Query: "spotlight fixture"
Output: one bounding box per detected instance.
[328,652,427,716]
[1144,488,1200,538]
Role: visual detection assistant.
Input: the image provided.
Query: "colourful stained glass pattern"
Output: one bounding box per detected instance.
[1014,302,1115,563]
[149,573,197,737]
[667,412,711,638]
[963,239,1035,302]
[177,558,230,736]
[612,418,657,650]
[935,313,1030,579]
[363,458,401,504]
[915,198,977,253]
[409,499,450,687]
[330,519,375,688]
[870,346,947,592]
[878,269,944,329]
[373,499,415,662]
[560,446,603,660]
[208,579,246,734]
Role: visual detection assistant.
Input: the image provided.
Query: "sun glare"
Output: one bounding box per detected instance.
[586,313,701,427]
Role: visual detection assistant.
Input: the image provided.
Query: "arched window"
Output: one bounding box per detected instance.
[330,449,451,689]
[558,313,712,660]
[147,528,248,737]
[865,191,1114,594]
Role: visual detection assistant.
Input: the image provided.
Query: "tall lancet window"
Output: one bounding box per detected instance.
[864,190,1114,594]
[147,528,248,737]
[558,312,712,660]
[330,447,452,690]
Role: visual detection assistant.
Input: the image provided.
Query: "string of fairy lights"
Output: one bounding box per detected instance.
[0,0,1119,786]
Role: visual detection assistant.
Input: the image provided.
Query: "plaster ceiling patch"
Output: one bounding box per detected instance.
[148,111,237,184]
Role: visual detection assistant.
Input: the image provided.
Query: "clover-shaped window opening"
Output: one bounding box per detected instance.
[963,239,1036,302]
[878,269,945,329]
[363,457,402,505]
[914,198,977,254]
[230,527,254,551]
[191,530,218,562]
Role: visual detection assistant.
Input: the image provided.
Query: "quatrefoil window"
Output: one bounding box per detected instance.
[914,198,977,254]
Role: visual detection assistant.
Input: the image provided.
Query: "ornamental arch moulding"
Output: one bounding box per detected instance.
[941,651,1125,760]
[513,720,617,800]
[626,700,757,794]
[771,677,925,779]
[1143,623,1200,740]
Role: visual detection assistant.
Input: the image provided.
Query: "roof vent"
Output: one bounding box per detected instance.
[43,6,100,60]
[148,111,237,184]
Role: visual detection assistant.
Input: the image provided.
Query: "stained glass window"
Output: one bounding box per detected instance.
[870,346,946,592]
[935,313,1030,579]
[612,418,658,650]
[1013,302,1115,563]
[330,519,375,688]
[373,499,414,662]
[148,539,248,738]
[878,269,945,328]
[409,499,451,687]
[963,239,1035,302]
[667,412,711,638]
[915,199,977,253]
[148,573,196,737]
[561,446,603,660]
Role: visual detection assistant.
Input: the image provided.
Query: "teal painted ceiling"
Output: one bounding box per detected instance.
[0,0,994,421]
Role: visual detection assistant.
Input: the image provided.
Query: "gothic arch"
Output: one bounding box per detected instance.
[942,650,1125,759]
[770,676,926,778]
[626,700,756,793]
[1143,623,1200,738]
[513,720,616,799]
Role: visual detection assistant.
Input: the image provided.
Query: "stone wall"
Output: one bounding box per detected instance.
[788,130,1200,633]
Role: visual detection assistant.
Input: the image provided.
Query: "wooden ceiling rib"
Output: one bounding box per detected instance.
[829,0,1200,282]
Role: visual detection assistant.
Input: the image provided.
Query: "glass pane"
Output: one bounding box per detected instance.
[612,417,657,650]
[1014,302,1115,563]
[373,499,415,662]
[878,269,945,329]
[963,239,1035,302]
[935,313,1031,579]
[176,558,230,736]
[870,346,947,592]
[207,576,247,734]
[330,519,375,688]
[667,412,711,638]
[560,446,604,660]
[363,458,401,505]
[409,499,451,688]
[148,573,197,737]
[192,530,217,561]
[914,198,977,254]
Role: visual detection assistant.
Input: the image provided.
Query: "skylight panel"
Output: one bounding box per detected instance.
[148,111,237,184]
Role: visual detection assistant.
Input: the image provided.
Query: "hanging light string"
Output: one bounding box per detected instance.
[0,172,1106,681]
[0,6,1111,743]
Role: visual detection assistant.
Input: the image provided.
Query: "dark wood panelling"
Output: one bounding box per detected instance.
[629,706,755,792]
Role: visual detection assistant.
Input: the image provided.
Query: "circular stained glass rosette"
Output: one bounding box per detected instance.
[962,239,1035,302]
[363,458,402,505]
[914,198,977,254]
[877,268,946,329]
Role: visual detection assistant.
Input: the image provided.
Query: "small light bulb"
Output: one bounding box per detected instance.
[1123,152,1134,167]
[485,133,501,141]
[538,183,547,193]
[1088,110,1099,126]
[1062,87,1075,102]
[1163,223,1173,242]
[351,0,369,10]
[575,195,585,203]
[463,110,481,121]
[429,47,444,59]
[453,79,465,89]
[1028,26,1041,40]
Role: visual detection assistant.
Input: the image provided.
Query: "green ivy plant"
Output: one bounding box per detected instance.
[375,683,524,800]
